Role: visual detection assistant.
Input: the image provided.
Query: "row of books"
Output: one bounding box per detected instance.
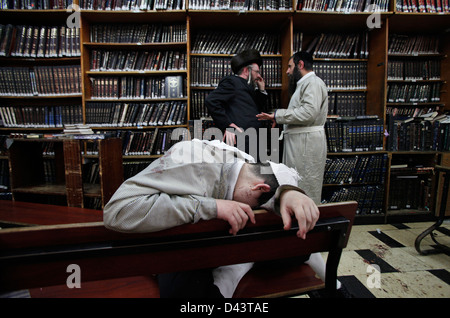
[386,106,440,118]
[296,0,390,12]
[110,128,188,156]
[0,24,80,58]
[303,32,369,59]
[396,0,450,13]
[325,116,384,152]
[0,65,81,97]
[323,185,385,215]
[314,61,367,90]
[90,75,185,99]
[191,31,280,55]
[387,82,441,104]
[3,0,449,11]
[89,23,187,44]
[123,160,154,180]
[389,171,433,211]
[188,0,292,10]
[328,92,366,117]
[190,56,231,87]
[79,0,186,10]
[388,35,440,55]
[0,105,83,128]
[386,113,450,151]
[90,49,187,72]
[82,160,100,185]
[43,159,56,183]
[324,153,387,185]
[387,59,441,81]
[190,56,282,87]
[0,0,73,9]
[85,101,187,127]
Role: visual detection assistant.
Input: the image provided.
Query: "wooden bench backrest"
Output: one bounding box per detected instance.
[0,201,357,293]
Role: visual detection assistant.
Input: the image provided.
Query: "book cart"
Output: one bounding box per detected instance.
[0,1,448,222]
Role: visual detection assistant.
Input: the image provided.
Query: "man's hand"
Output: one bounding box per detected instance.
[279,190,319,239]
[223,123,243,146]
[256,112,276,128]
[216,199,256,235]
[255,76,265,91]
[256,112,274,121]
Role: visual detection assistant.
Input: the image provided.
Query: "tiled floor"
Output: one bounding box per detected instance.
[319,220,450,298]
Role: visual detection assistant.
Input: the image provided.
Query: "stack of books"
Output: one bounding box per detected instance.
[91,50,186,72]
[304,32,369,59]
[85,101,187,127]
[63,124,94,135]
[188,0,292,10]
[325,116,384,152]
[388,59,441,81]
[386,113,450,151]
[388,34,440,55]
[296,0,390,12]
[0,0,73,9]
[324,153,387,185]
[79,0,186,10]
[90,75,184,100]
[191,31,280,55]
[0,24,80,58]
[323,185,385,215]
[387,83,441,104]
[395,0,449,13]
[90,23,186,43]
[0,66,81,97]
[0,105,83,128]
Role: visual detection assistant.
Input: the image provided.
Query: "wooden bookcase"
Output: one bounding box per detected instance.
[0,3,449,221]
[7,137,123,209]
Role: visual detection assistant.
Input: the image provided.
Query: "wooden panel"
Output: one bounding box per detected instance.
[436,153,450,217]
[98,138,123,208]
[0,200,102,226]
[366,19,388,119]
[0,201,356,250]
[64,140,84,208]
[8,141,45,190]
[29,275,159,298]
[233,263,323,298]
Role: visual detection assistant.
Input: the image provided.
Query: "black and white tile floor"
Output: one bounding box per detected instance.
[312,221,450,298]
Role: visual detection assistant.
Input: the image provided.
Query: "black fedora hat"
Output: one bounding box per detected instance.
[230,49,263,74]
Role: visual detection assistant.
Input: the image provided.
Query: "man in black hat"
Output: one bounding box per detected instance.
[205,49,268,160]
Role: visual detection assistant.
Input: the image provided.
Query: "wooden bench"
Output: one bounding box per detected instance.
[0,200,357,298]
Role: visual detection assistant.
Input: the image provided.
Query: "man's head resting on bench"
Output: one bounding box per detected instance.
[104,139,319,239]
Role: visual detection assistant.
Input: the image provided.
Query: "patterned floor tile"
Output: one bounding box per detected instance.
[335,222,450,298]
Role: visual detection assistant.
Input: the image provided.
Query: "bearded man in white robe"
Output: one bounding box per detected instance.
[257,51,328,205]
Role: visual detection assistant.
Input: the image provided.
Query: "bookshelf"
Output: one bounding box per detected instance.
[0,4,449,220]
[383,11,450,222]
[7,137,123,209]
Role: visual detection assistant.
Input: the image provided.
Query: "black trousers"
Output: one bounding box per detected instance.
[157,269,224,298]
[157,255,310,298]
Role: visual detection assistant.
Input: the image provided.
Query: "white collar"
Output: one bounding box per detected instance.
[225,161,245,200]
[297,71,315,85]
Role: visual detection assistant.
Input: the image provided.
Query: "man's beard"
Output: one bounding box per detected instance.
[247,67,257,89]
[288,66,302,96]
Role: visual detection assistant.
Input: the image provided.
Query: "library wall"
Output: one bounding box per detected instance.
[0,3,449,219]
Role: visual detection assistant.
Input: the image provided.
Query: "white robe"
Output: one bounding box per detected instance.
[275,72,328,204]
